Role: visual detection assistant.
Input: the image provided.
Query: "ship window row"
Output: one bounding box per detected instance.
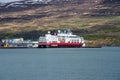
[68,36,80,38]
[69,39,80,42]
[39,38,46,42]
[58,36,80,38]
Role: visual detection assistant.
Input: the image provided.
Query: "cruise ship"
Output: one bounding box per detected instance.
[38,30,85,48]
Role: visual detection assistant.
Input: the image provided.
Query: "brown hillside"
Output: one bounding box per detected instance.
[0,0,120,33]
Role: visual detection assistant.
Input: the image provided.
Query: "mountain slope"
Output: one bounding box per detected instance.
[0,0,97,31]
[0,0,120,34]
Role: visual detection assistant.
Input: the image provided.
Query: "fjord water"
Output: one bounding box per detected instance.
[0,47,120,80]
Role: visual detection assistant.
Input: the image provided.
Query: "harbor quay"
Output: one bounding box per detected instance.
[0,38,38,48]
[0,30,87,48]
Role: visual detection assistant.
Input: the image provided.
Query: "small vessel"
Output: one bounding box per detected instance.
[38,29,85,48]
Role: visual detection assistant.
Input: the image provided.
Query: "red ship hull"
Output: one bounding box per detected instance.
[38,42,83,48]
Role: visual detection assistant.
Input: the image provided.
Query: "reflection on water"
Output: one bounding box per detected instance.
[0,47,120,80]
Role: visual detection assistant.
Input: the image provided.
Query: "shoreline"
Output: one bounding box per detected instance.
[0,46,110,49]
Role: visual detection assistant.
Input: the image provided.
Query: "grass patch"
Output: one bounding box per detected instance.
[83,34,119,40]
[84,34,105,40]
[83,34,120,46]
[103,27,120,32]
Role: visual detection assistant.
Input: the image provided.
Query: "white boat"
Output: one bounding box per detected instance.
[38,29,85,48]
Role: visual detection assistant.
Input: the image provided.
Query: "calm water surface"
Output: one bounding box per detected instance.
[0,47,120,80]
